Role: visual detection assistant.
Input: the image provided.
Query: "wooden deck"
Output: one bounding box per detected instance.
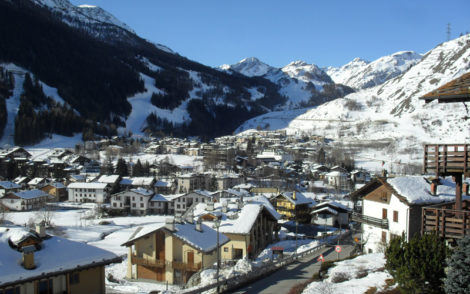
[423,144,470,176]
[422,204,470,239]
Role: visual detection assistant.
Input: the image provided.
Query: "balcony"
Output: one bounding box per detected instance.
[352,212,388,229]
[422,206,470,239]
[131,254,166,268]
[171,261,202,272]
[423,144,470,175]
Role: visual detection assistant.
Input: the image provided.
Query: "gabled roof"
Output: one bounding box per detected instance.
[97,175,120,184]
[6,189,50,200]
[312,201,351,213]
[421,71,470,103]
[363,176,458,205]
[277,191,312,205]
[0,181,21,189]
[122,222,228,253]
[67,182,108,189]
[0,228,121,288]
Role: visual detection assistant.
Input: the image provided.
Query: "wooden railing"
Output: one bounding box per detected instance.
[351,212,388,229]
[422,207,470,239]
[424,144,470,175]
[172,261,202,272]
[131,255,166,268]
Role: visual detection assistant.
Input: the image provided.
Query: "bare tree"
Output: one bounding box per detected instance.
[0,205,8,225]
[35,204,56,227]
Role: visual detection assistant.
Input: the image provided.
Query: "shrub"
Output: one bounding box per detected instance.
[445,236,470,294]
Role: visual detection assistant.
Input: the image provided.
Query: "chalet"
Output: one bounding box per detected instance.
[149,194,171,215]
[154,179,175,194]
[193,196,280,260]
[325,170,351,191]
[172,190,213,216]
[27,177,48,189]
[97,174,121,186]
[13,176,30,188]
[0,181,21,196]
[0,227,121,294]
[311,201,351,227]
[1,189,52,211]
[67,182,108,203]
[353,176,457,253]
[41,182,67,202]
[120,176,155,190]
[122,219,229,285]
[271,191,313,223]
[0,147,32,160]
[110,188,154,215]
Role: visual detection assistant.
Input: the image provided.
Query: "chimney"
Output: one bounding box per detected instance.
[195,218,202,232]
[165,218,175,231]
[22,245,36,270]
[222,201,228,213]
[35,222,46,238]
[431,178,439,196]
[206,202,214,211]
[292,191,297,200]
[186,211,194,224]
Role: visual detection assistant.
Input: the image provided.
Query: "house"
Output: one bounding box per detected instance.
[67,182,109,203]
[311,201,351,227]
[193,196,281,260]
[271,191,313,223]
[353,176,457,253]
[351,169,371,184]
[122,219,229,285]
[0,227,121,294]
[176,173,211,193]
[172,190,214,216]
[1,189,52,211]
[325,171,351,191]
[120,176,156,190]
[215,173,244,191]
[110,188,154,215]
[27,177,48,189]
[154,179,175,194]
[0,181,21,197]
[149,194,171,215]
[41,182,67,202]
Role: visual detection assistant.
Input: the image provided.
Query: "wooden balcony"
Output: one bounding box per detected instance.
[423,144,470,175]
[131,255,166,268]
[171,261,202,272]
[352,212,388,229]
[422,206,470,239]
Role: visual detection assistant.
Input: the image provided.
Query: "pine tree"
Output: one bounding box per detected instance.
[115,158,128,177]
[132,159,143,177]
[385,232,448,294]
[445,236,470,294]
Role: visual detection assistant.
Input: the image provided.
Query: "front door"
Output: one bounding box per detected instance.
[187,251,194,265]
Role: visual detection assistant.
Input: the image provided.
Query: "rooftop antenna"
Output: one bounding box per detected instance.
[447,23,451,41]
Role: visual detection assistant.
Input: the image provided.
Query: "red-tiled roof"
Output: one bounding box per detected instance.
[421,72,470,103]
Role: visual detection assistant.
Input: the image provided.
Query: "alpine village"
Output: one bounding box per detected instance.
[1,1,470,294]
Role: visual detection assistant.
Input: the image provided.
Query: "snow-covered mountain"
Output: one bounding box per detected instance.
[237,34,470,166]
[221,58,352,109]
[31,0,173,52]
[286,35,470,157]
[326,51,423,90]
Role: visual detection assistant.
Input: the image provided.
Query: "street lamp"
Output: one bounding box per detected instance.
[213,218,221,293]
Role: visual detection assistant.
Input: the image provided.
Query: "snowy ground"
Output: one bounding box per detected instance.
[3,205,333,293]
[302,253,392,294]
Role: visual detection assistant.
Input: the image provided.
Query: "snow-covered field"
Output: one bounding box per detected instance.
[302,253,392,294]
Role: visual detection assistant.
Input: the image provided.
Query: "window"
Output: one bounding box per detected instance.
[382,208,387,219]
[120,203,122,207]
[393,211,398,222]
[381,231,387,243]
[38,279,53,294]
[224,247,229,252]
[177,204,180,209]
[140,203,144,208]
[3,286,20,294]
[140,197,143,201]
[132,203,136,208]
[132,196,135,201]
[69,272,80,284]
[113,203,117,207]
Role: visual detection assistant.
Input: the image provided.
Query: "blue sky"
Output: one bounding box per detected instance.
[70,0,470,68]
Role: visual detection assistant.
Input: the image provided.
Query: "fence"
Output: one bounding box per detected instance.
[181,243,327,294]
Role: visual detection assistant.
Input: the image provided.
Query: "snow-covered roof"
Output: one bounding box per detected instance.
[97,175,120,184]
[387,176,457,205]
[0,181,21,189]
[311,206,338,215]
[67,182,108,189]
[150,194,169,202]
[279,191,312,205]
[121,177,155,186]
[8,189,50,200]
[28,178,45,185]
[154,180,172,187]
[7,228,40,246]
[131,188,154,197]
[123,222,228,253]
[0,228,120,287]
[314,201,351,212]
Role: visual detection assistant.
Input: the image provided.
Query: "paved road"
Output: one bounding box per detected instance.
[228,244,356,294]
